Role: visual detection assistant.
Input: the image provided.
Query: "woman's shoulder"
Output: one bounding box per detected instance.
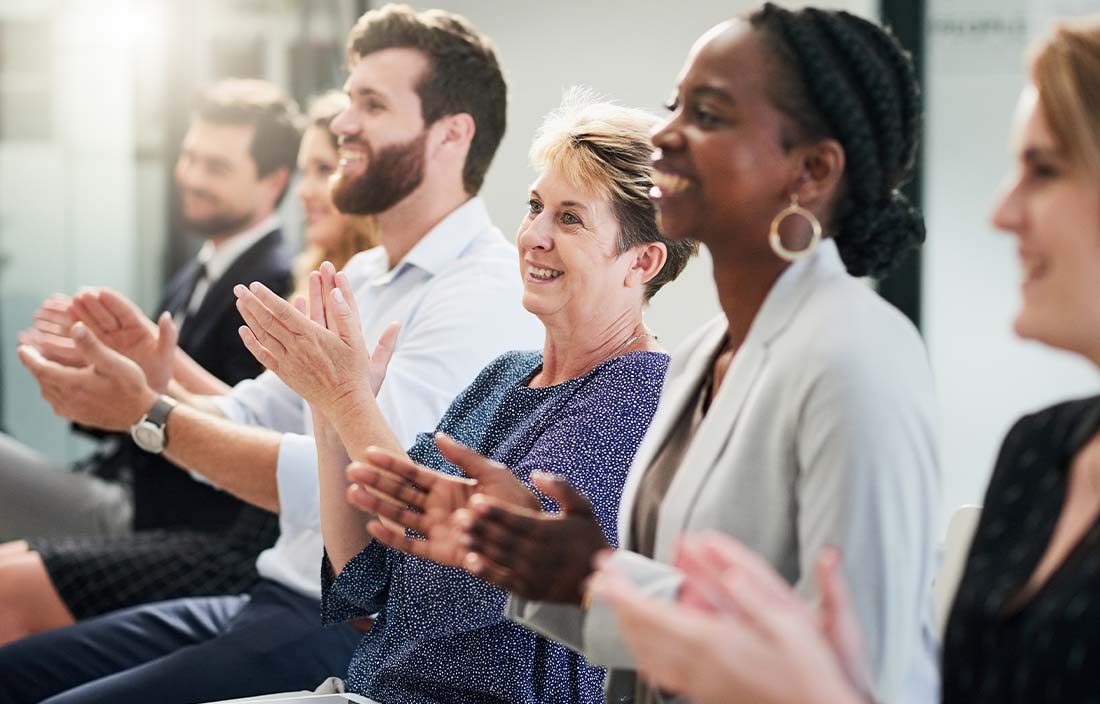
[996,394,1100,465]
[467,350,543,388]
[571,351,670,408]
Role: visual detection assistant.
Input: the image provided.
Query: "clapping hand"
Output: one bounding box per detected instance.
[18,294,82,367]
[19,322,157,431]
[233,261,399,417]
[345,433,540,568]
[68,289,178,392]
[587,534,870,704]
[459,473,610,604]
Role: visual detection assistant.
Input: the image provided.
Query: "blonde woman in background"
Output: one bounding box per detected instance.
[292,91,379,298]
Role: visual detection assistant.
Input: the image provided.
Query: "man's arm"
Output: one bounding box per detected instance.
[161,403,281,513]
[18,321,284,513]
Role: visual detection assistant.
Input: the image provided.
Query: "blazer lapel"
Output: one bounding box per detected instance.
[649,240,846,562]
[179,229,282,349]
[617,317,727,551]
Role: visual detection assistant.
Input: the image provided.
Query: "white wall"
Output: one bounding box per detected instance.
[923,0,1100,522]
[408,0,876,349]
[1,0,150,460]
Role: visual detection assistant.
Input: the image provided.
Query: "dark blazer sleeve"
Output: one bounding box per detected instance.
[128,228,293,532]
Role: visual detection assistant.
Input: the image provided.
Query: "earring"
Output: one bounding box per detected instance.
[769,194,822,262]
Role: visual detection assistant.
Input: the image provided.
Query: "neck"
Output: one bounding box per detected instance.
[206,210,273,249]
[709,245,788,353]
[376,182,470,269]
[534,306,652,387]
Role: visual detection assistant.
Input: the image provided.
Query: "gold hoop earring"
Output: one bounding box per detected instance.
[769,194,822,262]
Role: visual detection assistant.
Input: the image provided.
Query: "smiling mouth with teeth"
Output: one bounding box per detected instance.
[652,171,694,195]
[339,151,367,167]
[529,266,564,281]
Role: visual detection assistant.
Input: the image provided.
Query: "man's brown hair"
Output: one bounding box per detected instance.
[346,4,507,195]
[194,78,304,204]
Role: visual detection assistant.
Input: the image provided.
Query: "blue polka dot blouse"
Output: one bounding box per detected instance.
[321,350,669,704]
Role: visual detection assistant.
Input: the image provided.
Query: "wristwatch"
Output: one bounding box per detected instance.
[130,396,178,454]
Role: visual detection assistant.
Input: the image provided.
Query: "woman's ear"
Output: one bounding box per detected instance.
[625,242,668,291]
[791,138,845,210]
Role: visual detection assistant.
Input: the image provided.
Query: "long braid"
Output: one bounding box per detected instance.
[749,3,925,278]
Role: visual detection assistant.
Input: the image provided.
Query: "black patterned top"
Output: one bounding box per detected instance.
[944,395,1100,704]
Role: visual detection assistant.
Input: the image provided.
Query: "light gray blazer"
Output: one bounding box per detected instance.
[510,239,942,704]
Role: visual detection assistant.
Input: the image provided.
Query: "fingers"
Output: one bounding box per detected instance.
[531,472,595,518]
[70,323,127,377]
[435,433,511,481]
[366,519,434,560]
[247,282,310,336]
[348,486,431,536]
[72,290,121,333]
[327,282,362,346]
[463,551,527,592]
[155,312,178,365]
[25,330,84,367]
[308,271,325,326]
[238,326,279,371]
[354,446,449,493]
[334,271,361,321]
[319,261,337,331]
[292,294,308,316]
[96,289,152,329]
[345,460,431,512]
[234,285,290,354]
[18,344,83,394]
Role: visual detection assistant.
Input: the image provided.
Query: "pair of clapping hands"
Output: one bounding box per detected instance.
[589,534,871,704]
[233,263,612,604]
[18,289,180,431]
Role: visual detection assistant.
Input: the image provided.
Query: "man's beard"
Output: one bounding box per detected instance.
[180,193,256,239]
[332,131,427,216]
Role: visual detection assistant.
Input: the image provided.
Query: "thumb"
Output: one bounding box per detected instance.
[531,472,594,517]
[434,432,510,481]
[370,322,401,375]
[156,312,178,360]
[71,322,125,374]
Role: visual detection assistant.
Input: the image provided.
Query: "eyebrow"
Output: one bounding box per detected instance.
[348,86,389,102]
[690,84,736,105]
[1022,145,1064,162]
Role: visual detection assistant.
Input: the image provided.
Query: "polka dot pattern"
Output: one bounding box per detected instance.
[943,395,1100,704]
[321,350,669,703]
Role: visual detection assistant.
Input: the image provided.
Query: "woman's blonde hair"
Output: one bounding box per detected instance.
[292,91,379,298]
[1030,15,1100,174]
[528,87,697,300]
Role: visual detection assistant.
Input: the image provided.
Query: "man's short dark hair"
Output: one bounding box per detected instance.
[346,4,507,195]
[194,79,304,204]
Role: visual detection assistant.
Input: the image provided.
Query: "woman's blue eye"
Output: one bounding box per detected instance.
[562,212,581,226]
[528,199,543,214]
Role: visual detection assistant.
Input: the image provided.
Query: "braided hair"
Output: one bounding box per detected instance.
[748,3,924,278]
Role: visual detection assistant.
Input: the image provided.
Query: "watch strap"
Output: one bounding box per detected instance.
[144,395,177,427]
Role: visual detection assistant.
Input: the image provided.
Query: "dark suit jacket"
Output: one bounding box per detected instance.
[127,228,292,531]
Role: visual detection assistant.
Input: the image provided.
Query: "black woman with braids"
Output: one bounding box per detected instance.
[348,4,940,704]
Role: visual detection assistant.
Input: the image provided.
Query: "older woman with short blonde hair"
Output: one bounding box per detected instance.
[223,89,695,703]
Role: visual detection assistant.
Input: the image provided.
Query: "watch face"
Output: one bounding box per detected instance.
[132,421,165,453]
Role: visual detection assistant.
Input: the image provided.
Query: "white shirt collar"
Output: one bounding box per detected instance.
[195,212,281,282]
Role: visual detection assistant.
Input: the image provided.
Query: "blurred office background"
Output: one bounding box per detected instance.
[0,0,1097,532]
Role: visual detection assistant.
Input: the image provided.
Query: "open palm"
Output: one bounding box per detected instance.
[346,433,539,569]
[71,289,176,392]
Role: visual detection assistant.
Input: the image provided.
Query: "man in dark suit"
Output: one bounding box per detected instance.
[0,79,299,570]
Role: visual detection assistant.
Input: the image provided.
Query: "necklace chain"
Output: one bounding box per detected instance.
[605,330,657,362]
